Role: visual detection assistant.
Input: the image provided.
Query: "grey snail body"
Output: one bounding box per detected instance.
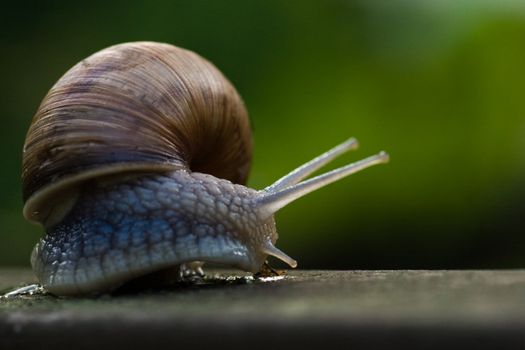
[23,42,389,295]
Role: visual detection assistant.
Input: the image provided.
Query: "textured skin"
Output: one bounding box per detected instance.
[31,170,276,295]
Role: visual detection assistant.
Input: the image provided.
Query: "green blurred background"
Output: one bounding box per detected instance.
[2,0,525,269]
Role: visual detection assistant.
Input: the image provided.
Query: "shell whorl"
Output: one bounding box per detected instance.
[22,41,252,225]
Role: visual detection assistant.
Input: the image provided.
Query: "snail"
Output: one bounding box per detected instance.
[22,41,389,296]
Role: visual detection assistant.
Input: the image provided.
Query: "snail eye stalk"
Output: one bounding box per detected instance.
[264,138,359,193]
[257,139,389,218]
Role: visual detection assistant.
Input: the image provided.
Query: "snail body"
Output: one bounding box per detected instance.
[23,42,389,295]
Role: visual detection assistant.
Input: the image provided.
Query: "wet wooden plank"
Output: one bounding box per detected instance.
[1,269,525,349]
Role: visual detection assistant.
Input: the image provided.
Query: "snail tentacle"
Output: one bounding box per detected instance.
[257,150,390,218]
[264,138,359,193]
[260,241,297,268]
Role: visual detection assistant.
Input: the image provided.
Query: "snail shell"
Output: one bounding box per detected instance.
[23,41,251,228]
[22,41,389,295]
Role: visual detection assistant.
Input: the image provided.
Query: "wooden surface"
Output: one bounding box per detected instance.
[1,269,525,349]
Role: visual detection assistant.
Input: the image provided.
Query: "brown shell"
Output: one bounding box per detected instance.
[22,41,252,225]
